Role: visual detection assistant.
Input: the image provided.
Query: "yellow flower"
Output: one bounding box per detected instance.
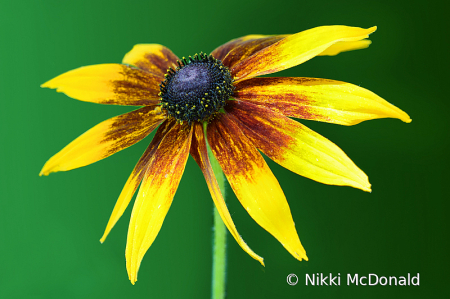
[40,25,411,284]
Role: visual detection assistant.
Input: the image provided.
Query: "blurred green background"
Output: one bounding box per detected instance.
[1,0,448,298]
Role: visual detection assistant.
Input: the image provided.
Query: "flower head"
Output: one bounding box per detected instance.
[40,25,411,284]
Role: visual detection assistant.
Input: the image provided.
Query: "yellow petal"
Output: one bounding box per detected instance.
[190,123,264,265]
[232,25,377,81]
[319,40,372,56]
[100,120,175,243]
[207,114,308,262]
[226,101,371,192]
[126,123,193,284]
[42,64,162,105]
[122,44,179,77]
[234,77,411,125]
[214,34,360,68]
[216,35,286,69]
[211,35,273,60]
[40,106,166,176]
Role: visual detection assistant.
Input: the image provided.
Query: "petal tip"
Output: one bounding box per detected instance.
[394,108,412,123]
[259,258,265,267]
[128,270,137,285]
[39,161,56,176]
[360,182,372,193]
[354,170,371,192]
[363,186,372,193]
[100,227,112,244]
[361,181,372,192]
[368,26,377,34]
[295,251,308,262]
[41,78,57,89]
[39,167,50,176]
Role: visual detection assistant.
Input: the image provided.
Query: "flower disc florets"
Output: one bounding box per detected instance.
[159,53,234,124]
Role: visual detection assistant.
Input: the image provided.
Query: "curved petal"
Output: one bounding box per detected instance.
[42,64,162,106]
[122,44,179,77]
[213,34,369,68]
[234,77,411,125]
[231,26,377,82]
[207,114,307,262]
[318,39,372,56]
[100,119,175,243]
[226,100,371,191]
[40,106,166,176]
[126,123,193,284]
[211,35,269,60]
[211,35,286,68]
[190,123,264,265]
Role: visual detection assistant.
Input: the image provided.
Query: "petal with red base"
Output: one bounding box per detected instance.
[190,122,264,265]
[232,26,377,82]
[234,77,411,125]
[226,100,371,191]
[40,106,166,176]
[126,123,193,284]
[42,64,162,105]
[211,35,276,61]
[212,35,286,69]
[122,44,179,77]
[100,119,175,243]
[207,114,308,262]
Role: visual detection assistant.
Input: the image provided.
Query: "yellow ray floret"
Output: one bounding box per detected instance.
[211,34,276,60]
[42,64,161,106]
[227,101,371,191]
[214,34,370,67]
[234,77,411,126]
[232,25,377,81]
[190,123,264,266]
[100,120,175,243]
[40,106,165,176]
[122,44,179,76]
[208,115,308,262]
[220,35,287,69]
[126,124,193,285]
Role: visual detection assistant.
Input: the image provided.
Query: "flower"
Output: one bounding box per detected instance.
[40,25,411,284]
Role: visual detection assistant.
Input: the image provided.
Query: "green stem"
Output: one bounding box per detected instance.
[206,124,227,299]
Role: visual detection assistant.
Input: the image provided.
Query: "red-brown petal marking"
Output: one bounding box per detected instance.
[126,123,193,284]
[211,35,286,69]
[211,35,266,61]
[42,64,162,106]
[234,77,411,125]
[122,44,179,77]
[207,114,308,262]
[100,119,176,243]
[231,26,377,82]
[190,123,264,265]
[226,100,371,191]
[40,106,166,176]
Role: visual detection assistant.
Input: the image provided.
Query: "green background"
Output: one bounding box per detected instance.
[1,0,448,298]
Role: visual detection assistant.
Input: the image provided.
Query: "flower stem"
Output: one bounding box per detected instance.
[206,134,227,299]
